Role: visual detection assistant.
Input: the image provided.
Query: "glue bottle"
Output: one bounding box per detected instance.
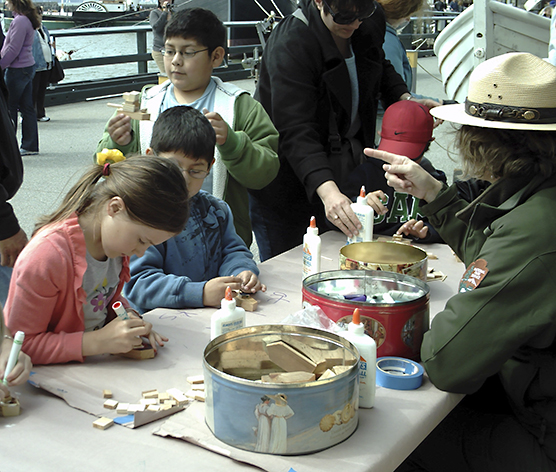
[302,216,321,278]
[347,186,374,245]
[210,286,246,340]
[341,308,376,408]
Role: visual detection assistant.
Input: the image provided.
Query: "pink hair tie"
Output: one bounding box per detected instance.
[102,163,111,176]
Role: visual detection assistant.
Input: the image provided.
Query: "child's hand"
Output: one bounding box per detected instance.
[236,270,267,294]
[107,113,132,146]
[366,191,388,216]
[203,276,243,307]
[397,219,429,239]
[203,108,228,145]
[125,309,168,352]
[83,317,149,356]
[0,337,32,393]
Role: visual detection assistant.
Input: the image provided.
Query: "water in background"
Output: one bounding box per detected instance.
[54,29,159,83]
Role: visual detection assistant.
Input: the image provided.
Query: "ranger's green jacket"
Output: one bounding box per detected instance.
[421,172,556,461]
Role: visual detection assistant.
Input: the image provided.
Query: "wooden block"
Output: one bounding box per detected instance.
[121,109,150,121]
[318,369,336,380]
[262,371,316,384]
[123,91,140,103]
[332,365,352,375]
[116,403,130,414]
[121,102,139,113]
[142,389,159,399]
[194,391,206,402]
[184,390,197,400]
[235,293,258,311]
[103,399,118,410]
[0,396,20,417]
[266,341,317,373]
[191,384,205,392]
[163,399,177,407]
[147,404,162,412]
[167,388,188,405]
[127,403,146,412]
[140,398,158,406]
[93,417,114,430]
[119,342,155,360]
[102,389,113,399]
[158,392,170,402]
[186,375,204,385]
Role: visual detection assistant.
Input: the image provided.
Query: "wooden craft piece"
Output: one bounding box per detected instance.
[332,365,352,375]
[102,389,113,399]
[142,389,159,398]
[158,392,170,402]
[0,396,20,417]
[116,403,130,414]
[107,90,150,121]
[186,375,204,385]
[103,399,118,409]
[118,341,155,360]
[266,341,317,373]
[166,388,188,406]
[261,371,316,384]
[235,293,258,311]
[93,417,114,430]
[318,369,337,380]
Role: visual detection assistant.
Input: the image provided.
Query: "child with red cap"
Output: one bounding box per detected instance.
[341,99,447,242]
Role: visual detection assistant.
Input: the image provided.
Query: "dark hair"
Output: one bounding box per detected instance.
[10,0,41,29]
[321,0,376,16]
[34,155,189,235]
[150,106,216,165]
[164,8,226,54]
[456,126,556,180]
[376,0,425,20]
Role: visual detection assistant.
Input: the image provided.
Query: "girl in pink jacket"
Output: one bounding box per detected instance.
[5,155,189,365]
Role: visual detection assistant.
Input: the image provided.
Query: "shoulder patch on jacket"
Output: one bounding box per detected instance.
[459,258,489,292]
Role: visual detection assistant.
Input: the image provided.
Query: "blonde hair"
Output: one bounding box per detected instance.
[34,155,189,235]
[456,125,556,180]
[376,0,425,20]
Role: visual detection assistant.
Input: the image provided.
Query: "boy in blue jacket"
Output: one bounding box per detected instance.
[124,106,265,311]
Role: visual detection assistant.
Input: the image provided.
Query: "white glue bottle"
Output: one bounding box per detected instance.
[302,216,321,278]
[347,186,374,245]
[341,308,376,408]
[210,286,246,340]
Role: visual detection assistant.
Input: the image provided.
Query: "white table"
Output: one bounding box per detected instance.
[1,232,465,472]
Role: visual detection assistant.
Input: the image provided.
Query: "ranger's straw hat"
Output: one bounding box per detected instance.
[431,52,556,130]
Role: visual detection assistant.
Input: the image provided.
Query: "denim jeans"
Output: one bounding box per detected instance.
[5,65,39,152]
[0,265,12,308]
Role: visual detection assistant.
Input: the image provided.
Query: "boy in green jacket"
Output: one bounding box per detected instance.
[96,8,279,247]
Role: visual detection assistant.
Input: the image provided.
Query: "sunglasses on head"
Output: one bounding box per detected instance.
[321,0,377,24]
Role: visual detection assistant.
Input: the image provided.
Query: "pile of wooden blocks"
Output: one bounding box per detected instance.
[262,338,355,384]
[92,378,205,430]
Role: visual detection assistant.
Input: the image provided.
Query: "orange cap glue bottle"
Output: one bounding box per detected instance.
[347,186,374,245]
[302,216,321,278]
[210,286,246,340]
[340,308,376,408]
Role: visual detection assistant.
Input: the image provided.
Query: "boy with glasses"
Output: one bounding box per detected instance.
[96,8,279,248]
[125,106,265,312]
[249,0,440,261]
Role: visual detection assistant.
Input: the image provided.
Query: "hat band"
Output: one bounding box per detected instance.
[465,99,556,124]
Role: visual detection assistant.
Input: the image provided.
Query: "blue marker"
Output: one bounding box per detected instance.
[3,331,24,386]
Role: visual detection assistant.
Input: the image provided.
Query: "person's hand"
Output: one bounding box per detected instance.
[203,108,228,145]
[107,113,132,146]
[316,181,361,238]
[0,228,28,267]
[83,317,150,356]
[366,190,388,216]
[0,336,32,394]
[364,148,443,203]
[236,270,267,294]
[396,219,429,239]
[126,309,168,352]
[203,276,244,307]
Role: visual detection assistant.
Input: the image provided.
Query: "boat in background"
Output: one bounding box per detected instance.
[2,0,153,29]
[434,0,550,102]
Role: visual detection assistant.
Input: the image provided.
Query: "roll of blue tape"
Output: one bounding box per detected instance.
[376,357,424,390]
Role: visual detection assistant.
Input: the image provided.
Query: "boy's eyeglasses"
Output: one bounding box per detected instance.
[162,47,209,59]
[321,0,377,24]
[185,168,210,179]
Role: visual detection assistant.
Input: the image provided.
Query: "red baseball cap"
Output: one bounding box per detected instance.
[378,100,434,160]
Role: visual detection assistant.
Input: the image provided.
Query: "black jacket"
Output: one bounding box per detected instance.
[251,0,408,219]
[0,74,23,240]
